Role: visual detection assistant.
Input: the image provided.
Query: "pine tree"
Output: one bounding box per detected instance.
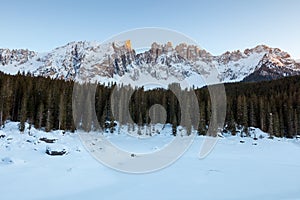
[58,93,66,130]
[45,91,53,132]
[36,103,44,130]
[268,113,274,138]
[19,93,27,132]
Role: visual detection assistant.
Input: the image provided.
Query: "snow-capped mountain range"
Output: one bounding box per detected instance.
[0,41,299,88]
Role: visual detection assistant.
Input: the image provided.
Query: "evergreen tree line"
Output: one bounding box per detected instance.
[0,71,299,138]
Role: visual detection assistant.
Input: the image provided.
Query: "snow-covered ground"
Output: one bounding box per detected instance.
[1,122,300,200]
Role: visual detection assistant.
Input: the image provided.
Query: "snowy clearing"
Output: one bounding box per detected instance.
[0,122,300,200]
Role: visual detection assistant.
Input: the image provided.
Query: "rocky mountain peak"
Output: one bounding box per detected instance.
[150,41,175,57]
[0,48,36,66]
[112,40,132,52]
[175,43,204,61]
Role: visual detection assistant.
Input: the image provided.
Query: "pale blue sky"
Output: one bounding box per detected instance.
[1,0,299,58]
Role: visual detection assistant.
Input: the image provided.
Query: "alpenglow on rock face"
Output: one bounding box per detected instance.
[0,41,299,88]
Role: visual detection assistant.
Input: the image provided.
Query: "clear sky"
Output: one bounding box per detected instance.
[1,0,299,58]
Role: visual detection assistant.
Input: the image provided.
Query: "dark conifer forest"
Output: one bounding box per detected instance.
[0,71,299,138]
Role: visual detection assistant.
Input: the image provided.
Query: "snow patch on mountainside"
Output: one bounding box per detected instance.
[216,52,266,82]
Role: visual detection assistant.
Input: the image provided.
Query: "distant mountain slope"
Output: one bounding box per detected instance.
[1,41,299,88]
